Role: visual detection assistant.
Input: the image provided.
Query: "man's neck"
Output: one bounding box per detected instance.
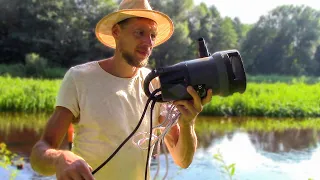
[99,54,139,78]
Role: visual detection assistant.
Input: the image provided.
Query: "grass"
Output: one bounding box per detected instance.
[0,76,60,113]
[1,75,320,117]
[202,82,320,117]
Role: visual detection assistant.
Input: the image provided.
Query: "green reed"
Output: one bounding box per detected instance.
[202,82,320,117]
[0,76,60,113]
[1,76,320,117]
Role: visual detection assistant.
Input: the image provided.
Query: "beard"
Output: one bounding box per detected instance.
[121,50,149,68]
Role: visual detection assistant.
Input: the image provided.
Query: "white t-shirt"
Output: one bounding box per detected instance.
[56,61,161,180]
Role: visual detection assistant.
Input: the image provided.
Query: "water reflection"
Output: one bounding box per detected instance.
[248,129,318,153]
[1,114,320,179]
[0,112,49,136]
[0,113,68,180]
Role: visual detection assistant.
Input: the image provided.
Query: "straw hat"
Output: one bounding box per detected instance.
[95,0,174,49]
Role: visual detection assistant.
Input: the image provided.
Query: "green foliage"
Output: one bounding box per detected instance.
[187,3,217,53]
[25,53,48,77]
[0,76,60,113]
[314,45,320,75]
[0,0,116,67]
[241,5,320,75]
[0,64,26,77]
[2,1,320,77]
[213,149,236,180]
[0,142,23,180]
[42,67,67,79]
[0,64,66,79]
[202,82,320,118]
[213,17,239,50]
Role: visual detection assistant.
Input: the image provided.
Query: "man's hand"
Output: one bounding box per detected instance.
[173,86,213,126]
[163,86,212,168]
[56,151,94,180]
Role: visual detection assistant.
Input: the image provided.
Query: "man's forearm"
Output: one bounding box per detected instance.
[165,118,198,168]
[30,141,63,176]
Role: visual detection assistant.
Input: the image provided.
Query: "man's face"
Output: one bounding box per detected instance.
[117,18,158,68]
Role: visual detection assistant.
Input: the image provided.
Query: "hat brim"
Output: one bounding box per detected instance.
[95,9,174,49]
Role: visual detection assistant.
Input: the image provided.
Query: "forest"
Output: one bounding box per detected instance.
[1,0,320,78]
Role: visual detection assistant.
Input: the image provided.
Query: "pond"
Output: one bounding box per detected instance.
[1,113,320,180]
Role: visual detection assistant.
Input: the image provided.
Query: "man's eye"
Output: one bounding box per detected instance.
[135,30,144,36]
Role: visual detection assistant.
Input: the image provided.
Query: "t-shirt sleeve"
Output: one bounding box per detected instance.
[55,68,80,118]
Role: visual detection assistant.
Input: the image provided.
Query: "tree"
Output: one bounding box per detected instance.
[241,5,320,75]
[212,17,239,51]
[0,0,117,68]
[149,0,194,67]
[314,45,320,75]
[233,17,253,47]
[187,3,217,55]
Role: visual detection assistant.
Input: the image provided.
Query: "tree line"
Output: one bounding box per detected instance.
[1,0,320,78]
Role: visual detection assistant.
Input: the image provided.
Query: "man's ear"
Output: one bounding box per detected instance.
[112,24,121,40]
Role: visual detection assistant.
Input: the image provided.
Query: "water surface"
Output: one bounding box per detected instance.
[1,113,320,180]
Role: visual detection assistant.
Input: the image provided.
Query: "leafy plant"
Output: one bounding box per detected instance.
[0,142,24,180]
[213,149,236,180]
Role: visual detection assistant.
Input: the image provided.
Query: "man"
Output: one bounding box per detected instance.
[30,0,213,179]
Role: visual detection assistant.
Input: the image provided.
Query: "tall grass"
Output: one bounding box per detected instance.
[1,76,320,117]
[0,76,60,113]
[202,82,320,117]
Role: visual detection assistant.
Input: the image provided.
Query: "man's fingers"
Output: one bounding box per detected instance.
[175,105,189,115]
[186,86,203,112]
[79,164,95,180]
[187,86,201,102]
[202,89,213,105]
[174,101,198,115]
[67,171,83,180]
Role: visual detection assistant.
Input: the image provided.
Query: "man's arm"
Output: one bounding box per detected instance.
[160,86,212,168]
[30,106,94,180]
[30,106,73,175]
[159,116,197,169]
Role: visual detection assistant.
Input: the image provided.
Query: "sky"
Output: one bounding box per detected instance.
[194,0,320,24]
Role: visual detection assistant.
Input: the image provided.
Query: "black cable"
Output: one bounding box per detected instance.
[145,99,157,180]
[92,89,161,175]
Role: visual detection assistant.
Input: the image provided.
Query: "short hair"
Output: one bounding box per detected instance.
[117,18,131,29]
